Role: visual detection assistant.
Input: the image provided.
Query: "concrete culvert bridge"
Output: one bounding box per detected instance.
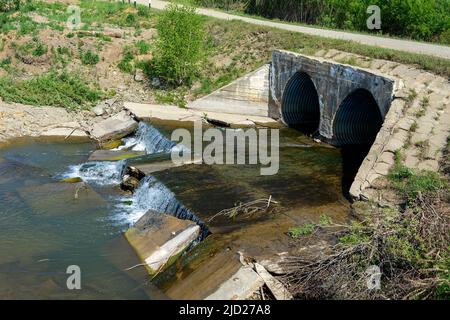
[270,50,395,146]
[281,72,320,133]
[333,89,383,145]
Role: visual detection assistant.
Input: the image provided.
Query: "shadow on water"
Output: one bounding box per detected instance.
[341,144,372,199]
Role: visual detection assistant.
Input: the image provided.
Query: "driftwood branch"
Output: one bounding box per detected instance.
[208,197,279,222]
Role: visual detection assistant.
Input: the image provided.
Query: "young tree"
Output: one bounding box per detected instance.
[151,4,206,87]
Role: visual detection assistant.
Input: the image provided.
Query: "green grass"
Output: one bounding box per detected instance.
[80,49,99,65]
[288,223,316,238]
[135,40,150,55]
[388,150,447,202]
[117,45,135,73]
[0,71,104,110]
[154,87,188,108]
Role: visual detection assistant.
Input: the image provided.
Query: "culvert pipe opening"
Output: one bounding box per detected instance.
[333,89,383,146]
[281,72,320,134]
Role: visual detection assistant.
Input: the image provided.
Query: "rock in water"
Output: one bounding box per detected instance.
[120,174,141,192]
[124,166,146,181]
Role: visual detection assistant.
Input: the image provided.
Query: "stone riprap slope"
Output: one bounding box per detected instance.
[315,50,450,200]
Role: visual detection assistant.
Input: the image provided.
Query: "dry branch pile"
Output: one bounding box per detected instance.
[280,191,450,300]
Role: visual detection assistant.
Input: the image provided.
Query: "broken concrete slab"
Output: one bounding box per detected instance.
[204,111,280,128]
[40,127,89,138]
[91,104,106,116]
[40,121,89,139]
[124,102,199,122]
[88,149,145,161]
[205,266,264,300]
[134,160,186,175]
[124,102,280,127]
[125,210,200,275]
[90,111,138,142]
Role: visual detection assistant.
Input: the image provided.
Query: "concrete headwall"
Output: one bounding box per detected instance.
[269,50,396,144]
[189,64,270,117]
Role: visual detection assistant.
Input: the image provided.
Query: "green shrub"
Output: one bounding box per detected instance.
[154,87,188,108]
[150,4,206,87]
[80,49,99,65]
[137,4,150,17]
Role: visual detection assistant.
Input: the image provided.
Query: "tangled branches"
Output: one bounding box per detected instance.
[280,190,450,300]
[208,196,279,222]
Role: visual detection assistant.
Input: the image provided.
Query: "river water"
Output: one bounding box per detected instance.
[0,122,349,299]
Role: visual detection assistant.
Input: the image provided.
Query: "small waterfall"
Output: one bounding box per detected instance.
[117,122,176,154]
[114,176,208,236]
[61,123,178,185]
[62,161,126,186]
[61,121,206,239]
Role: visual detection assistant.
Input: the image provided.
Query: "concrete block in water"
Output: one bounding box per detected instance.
[91,111,138,142]
[125,210,200,275]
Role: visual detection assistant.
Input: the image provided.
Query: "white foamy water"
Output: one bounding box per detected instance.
[113,176,175,224]
[61,160,126,186]
[60,122,197,227]
[115,122,177,154]
[113,176,200,226]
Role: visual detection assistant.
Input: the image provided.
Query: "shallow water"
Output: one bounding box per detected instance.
[0,123,349,299]
[0,138,164,299]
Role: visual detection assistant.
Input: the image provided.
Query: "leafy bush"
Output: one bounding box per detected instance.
[154,87,188,108]
[117,46,135,73]
[32,40,47,56]
[150,4,206,87]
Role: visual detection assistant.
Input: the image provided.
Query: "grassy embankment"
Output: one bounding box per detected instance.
[0,0,449,110]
